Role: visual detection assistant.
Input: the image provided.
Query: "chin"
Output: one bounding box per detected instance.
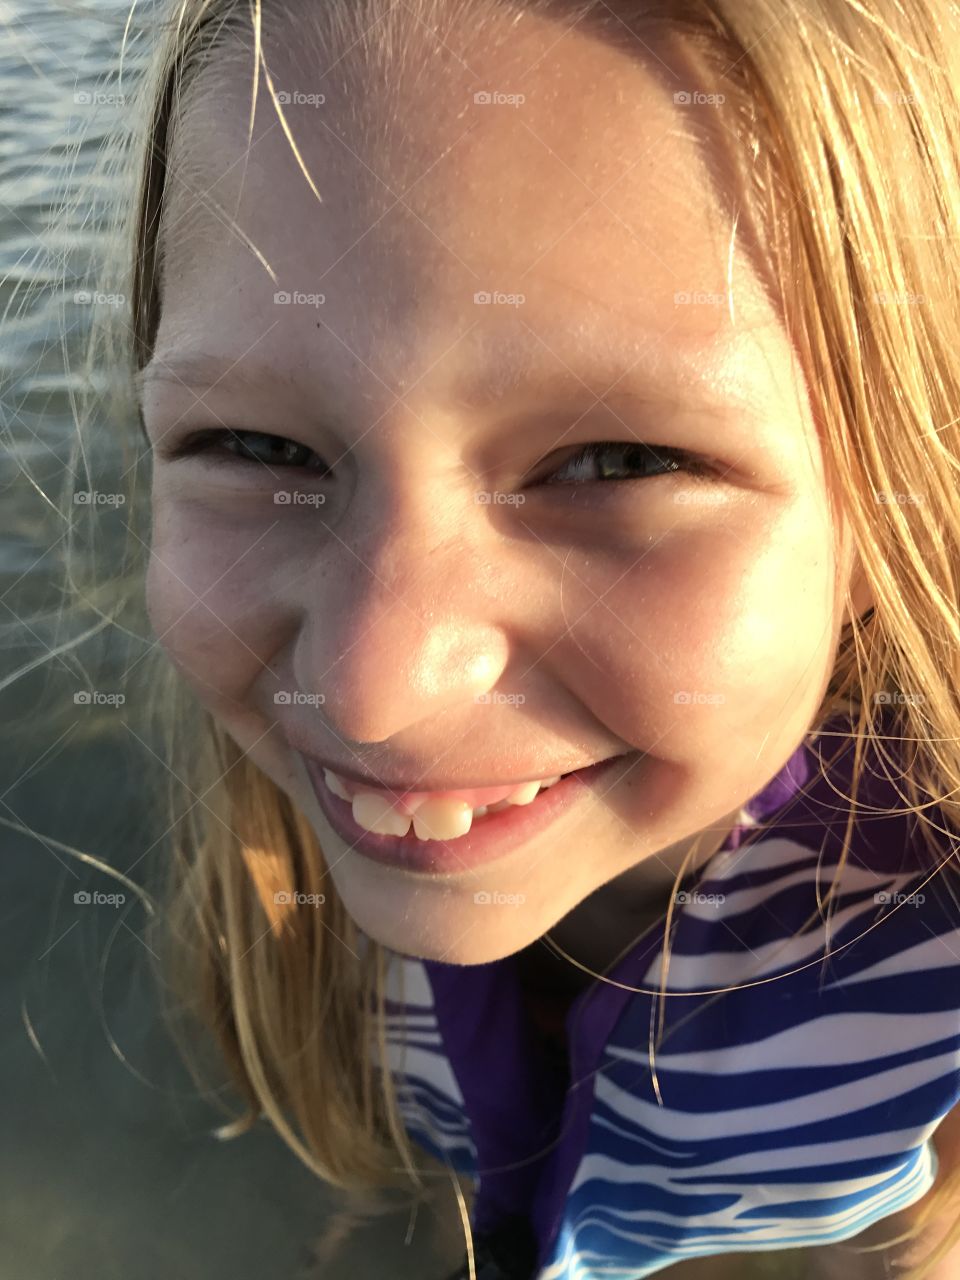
[385,932,532,966]
[326,857,547,966]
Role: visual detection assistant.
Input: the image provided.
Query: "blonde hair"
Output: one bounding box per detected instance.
[10,0,960,1275]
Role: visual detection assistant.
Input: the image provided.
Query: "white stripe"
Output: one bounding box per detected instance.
[588,1051,960,1145]
[821,929,960,988]
[611,1009,960,1073]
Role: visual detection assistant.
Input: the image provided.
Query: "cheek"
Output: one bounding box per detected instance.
[144,501,295,703]
[557,499,840,752]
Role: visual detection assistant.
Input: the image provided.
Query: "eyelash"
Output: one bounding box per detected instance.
[161,429,716,485]
[541,441,715,485]
[164,429,334,475]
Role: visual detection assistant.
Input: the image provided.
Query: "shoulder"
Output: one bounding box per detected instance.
[908,1101,960,1263]
[810,1104,960,1280]
[930,1100,960,1177]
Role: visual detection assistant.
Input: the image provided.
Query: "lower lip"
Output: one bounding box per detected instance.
[302,753,639,875]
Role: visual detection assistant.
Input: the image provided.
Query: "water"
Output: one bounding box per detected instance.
[0,4,461,1276]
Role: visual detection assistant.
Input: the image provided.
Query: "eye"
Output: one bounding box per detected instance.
[538,441,715,486]
[160,430,715,487]
[160,428,332,475]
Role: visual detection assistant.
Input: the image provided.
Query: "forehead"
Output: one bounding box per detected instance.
[155,5,778,382]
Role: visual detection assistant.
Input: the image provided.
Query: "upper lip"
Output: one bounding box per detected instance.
[296,750,624,794]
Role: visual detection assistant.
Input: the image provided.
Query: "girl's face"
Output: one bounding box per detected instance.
[140,14,870,963]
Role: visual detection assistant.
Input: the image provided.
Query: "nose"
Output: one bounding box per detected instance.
[293,497,513,745]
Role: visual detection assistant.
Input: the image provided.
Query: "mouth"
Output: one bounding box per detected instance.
[301,750,642,876]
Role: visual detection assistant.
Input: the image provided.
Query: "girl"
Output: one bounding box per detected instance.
[23,0,960,1276]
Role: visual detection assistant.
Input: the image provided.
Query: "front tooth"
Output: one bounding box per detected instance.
[506,780,543,807]
[324,768,352,802]
[413,797,474,841]
[352,792,413,836]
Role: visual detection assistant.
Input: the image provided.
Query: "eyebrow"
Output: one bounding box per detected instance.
[134,328,758,422]
[135,354,298,399]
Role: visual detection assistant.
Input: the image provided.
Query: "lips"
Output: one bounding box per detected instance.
[302,751,640,876]
[322,767,567,814]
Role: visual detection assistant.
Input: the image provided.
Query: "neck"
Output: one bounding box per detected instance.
[535,808,743,984]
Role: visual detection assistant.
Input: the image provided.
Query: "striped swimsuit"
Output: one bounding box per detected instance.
[372,714,960,1278]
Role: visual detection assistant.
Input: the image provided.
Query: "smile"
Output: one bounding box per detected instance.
[320,767,570,839]
[300,752,642,876]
